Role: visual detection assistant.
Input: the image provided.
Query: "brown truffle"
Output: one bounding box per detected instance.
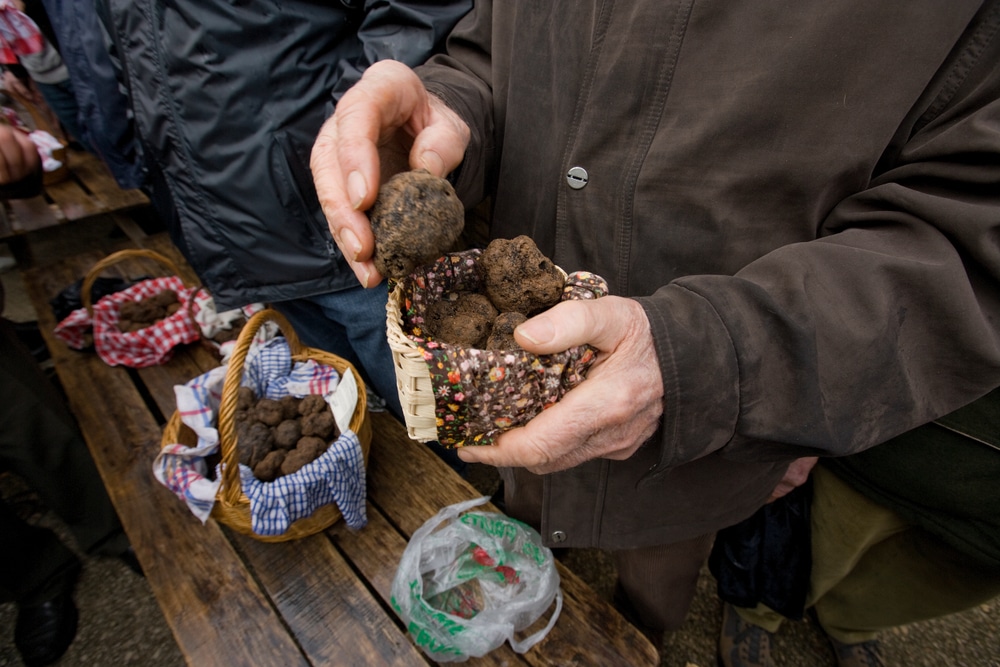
[435,312,492,348]
[279,395,300,420]
[236,386,256,411]
[486,312,527,351]
[369,169,465,280]
[254,398,285,427]
[273,419,302,449]
[298,394,327,416]
[238,422,274,469]
[280,437,327,476]
[253,449,286,482]
[301,411,336,440]
[479,235,564,315]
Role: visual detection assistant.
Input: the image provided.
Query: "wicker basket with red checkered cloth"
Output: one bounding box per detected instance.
[54,248,205,368]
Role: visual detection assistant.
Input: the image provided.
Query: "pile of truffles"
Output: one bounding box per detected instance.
[422,236,565,350]
[234,387,339,482]
[117,290,181,332]
[369,169,465,280]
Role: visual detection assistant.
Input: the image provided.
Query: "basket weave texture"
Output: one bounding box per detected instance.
[386,249,609,448]
[161,308,372,542]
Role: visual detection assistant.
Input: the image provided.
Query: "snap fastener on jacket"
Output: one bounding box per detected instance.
[550,530,567,543]
[566,166,589,189]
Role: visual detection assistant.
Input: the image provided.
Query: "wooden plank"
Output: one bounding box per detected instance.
[355,412,660,667]
[44,175,105,221]
[25,259,312,667]
[68,149,149,211]
[6,195,61,233]
[233,531,430,666]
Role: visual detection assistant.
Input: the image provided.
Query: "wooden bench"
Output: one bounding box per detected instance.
[1,145,150,266]
[22,234,659,667]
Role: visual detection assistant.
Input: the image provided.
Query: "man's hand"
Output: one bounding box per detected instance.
[456,296,665,474]
[768,456,818,502]
[0,123,40,186]
[310,60,470,288]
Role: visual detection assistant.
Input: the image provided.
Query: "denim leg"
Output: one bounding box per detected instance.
[34,80,89,151]
[271,284,401,417]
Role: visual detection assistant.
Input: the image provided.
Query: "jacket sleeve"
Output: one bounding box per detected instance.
[329,0,473,103]
[638,8,1000,469]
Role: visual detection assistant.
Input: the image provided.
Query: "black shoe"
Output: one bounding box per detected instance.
[14,559,81,667]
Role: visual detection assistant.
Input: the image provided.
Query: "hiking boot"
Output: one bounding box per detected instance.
[717,602,775,667]
[828,635,886,667]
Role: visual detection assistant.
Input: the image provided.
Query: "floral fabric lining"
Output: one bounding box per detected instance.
[399,250,609,448]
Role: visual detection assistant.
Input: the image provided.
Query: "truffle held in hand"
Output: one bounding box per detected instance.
[369,169,465,280]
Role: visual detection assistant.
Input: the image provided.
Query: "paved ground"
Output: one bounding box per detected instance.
[2,218,999,666]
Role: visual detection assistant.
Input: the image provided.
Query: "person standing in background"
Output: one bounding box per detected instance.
[96,0,472,469]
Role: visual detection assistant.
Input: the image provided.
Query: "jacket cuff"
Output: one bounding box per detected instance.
[635,285,740,473]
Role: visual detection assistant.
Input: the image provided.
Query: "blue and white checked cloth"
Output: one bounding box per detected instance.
[154,336,367,532]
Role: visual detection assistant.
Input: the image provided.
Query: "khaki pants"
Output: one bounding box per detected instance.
[737,465,1000,644]
[501,467,714,633]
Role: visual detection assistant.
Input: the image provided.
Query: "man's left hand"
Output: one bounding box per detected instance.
[456,296,664,474]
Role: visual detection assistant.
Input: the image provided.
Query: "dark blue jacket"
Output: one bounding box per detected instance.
[100,0,471,309]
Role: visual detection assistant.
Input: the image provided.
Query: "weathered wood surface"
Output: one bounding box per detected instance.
[1,147,149,238]
[22,236,659,667]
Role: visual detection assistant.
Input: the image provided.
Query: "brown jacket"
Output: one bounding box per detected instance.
[418,0,1000,549]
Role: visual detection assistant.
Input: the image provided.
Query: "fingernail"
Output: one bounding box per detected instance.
[419,150,445,177]
[359,266,371,289]
[347,171,367,209]
[340,228,362,261]
[517,316,555,345]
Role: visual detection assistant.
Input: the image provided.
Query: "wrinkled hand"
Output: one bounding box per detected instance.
[768,456,818,502]
[456,297,664,474]
[310,60,470,288]
[0,123,40,186]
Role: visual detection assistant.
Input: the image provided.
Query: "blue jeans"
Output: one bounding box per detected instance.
[35,79,89,151]
[271,284,466,475]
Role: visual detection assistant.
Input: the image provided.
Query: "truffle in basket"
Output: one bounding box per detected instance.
[369,168,465,280]
[117,290,181,332]
[234,387,340,482]
[392,236,610,448]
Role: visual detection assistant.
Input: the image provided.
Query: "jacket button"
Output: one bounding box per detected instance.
[550,530,567,543]
[566,166,589,190]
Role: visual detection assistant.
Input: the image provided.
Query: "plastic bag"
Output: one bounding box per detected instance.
[390,496,563,662]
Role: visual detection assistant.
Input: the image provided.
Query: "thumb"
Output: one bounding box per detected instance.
[514,296,641,354]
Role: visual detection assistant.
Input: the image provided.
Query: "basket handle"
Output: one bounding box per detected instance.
[217,308,303,503]
[81,248,189,314]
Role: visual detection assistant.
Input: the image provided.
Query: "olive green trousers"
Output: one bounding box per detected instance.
[736,465,1000,644]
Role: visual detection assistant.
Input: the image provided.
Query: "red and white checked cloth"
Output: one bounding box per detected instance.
[54,276,205,368]
[0,2,43,65]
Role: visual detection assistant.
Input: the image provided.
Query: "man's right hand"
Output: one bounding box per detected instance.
[310,60,470,288]
[0,123,40,186]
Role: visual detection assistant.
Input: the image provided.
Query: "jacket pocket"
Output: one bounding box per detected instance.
[272,128,341,261]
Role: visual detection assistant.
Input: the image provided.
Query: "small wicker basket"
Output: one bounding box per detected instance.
[385,253,575,445]
[161,308,372,542]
